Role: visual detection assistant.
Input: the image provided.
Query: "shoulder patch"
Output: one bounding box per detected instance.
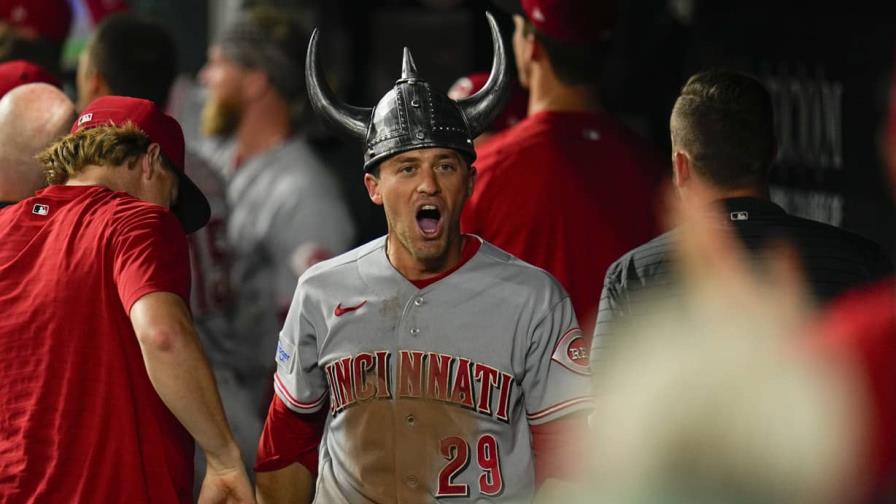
[551,328,591,375]
[275,339,295,372]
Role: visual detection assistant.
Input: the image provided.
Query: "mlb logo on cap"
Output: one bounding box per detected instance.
[77,113,93,126]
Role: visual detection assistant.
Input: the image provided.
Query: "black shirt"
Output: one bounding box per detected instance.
[593,197,893,358]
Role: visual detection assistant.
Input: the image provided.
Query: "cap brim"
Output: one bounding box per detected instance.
[491,0,525,16]
[171,171,211,234]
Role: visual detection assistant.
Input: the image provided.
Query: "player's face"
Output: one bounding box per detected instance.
[199,46,247,137]
[366,147,474,267]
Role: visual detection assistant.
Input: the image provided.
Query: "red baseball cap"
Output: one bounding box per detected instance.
[449,71,528,132]
[0,60,60,98]
[0,0,72,43]
[72,96,210,233]
[82,0,129,24]
[492,0,616,45]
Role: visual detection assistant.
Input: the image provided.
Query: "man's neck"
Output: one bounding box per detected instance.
[386,234,464,282]
[234,95,293,163]
[526,66,600,115]
[65,164,129,194]
[684,185,770,207]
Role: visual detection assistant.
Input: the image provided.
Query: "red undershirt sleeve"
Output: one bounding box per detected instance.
[255,394,327,476]
[529,413,589,487]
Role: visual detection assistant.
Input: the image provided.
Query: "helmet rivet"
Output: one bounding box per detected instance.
[415,131,425,140]
[410,98,420,107]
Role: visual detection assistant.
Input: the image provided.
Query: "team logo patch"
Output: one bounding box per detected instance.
[77,113,93,126]
[275,340,294,371]
[551,328,590,375]
[32,204,49,216]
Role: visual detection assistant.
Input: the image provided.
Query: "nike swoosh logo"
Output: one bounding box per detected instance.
[334,300,367,317]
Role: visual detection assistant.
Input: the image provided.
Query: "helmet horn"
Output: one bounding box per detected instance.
[456,12,511,139]
[400,47,419,81]
[305,28,371,140]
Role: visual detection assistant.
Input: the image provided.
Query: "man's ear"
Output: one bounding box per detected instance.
[91,72,111,99]
[672,150,691,190]
[141,143,163,179]
[529,34,544,63]
[364,172,383,206]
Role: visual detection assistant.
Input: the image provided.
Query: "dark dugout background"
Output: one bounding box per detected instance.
[327,0,896,255]
[603,0,896,257]
[150,0,896,256]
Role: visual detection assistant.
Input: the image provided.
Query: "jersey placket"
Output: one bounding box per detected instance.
[392,287,433,501]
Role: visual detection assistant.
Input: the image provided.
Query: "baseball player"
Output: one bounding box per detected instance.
[0,96,253,502]
[197,7,356,426]
[254,14,591,503]
[461,0,667,338]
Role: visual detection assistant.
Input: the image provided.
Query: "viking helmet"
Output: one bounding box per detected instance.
[306,13,510,172]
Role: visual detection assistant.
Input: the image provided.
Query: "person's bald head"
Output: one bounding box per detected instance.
[0,83,75,201]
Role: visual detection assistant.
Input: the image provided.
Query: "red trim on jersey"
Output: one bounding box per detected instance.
[408,235,482,289]
[527,396,593,421]
[274,373,327,410]
[530,413,589,487]
[255,395,326,475]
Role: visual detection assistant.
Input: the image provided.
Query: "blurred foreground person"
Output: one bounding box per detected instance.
[0,82,74,205]
[538,192,867,504]
[463,0,666,334]
[805,65,896,502]
[0,96,253,503]
[594,70,891,361]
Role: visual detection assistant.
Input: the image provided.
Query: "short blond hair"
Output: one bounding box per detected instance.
[38,123,153,184]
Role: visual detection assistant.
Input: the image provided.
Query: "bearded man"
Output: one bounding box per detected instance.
[198,5,356,443]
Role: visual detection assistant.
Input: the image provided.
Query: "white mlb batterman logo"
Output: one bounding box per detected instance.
[730,211,749,221]
[77,113,93,126]
[32,204,49,216]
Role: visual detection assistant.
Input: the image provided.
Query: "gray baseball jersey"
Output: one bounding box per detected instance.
[219,137,356,380]
[274,236,592,503]
[183,149,233,366]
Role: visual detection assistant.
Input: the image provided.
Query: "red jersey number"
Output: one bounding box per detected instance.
[436,434,504,498]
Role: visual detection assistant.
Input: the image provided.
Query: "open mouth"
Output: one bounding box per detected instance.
[415,204,442,238]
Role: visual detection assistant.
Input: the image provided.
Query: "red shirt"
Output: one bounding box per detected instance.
[0,185,193,503]
[813,278,896,497]
[463,110,666,334]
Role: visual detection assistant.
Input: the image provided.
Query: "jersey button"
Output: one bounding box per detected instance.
[410,328,420,336]
[405,475,419,488]
[406,414,416,427]
[414,297,423,306]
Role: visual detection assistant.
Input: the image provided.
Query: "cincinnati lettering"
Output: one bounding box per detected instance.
[323,350,514,422]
